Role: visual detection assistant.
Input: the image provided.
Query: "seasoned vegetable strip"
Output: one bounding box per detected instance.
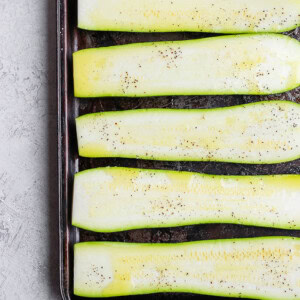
[76,101,300,164]
[74,237,300,298]
[72,167,300,232]
[78,0,300,33]
[73,34,300,97]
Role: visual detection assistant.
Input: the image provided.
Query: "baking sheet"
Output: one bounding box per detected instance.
[57,1,300,299]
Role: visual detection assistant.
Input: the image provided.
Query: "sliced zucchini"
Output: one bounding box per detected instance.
[73,34,300,97]
[78,0,300,33]
[72,167,300,232]
[76,101,300,164]
[74,237,300,298]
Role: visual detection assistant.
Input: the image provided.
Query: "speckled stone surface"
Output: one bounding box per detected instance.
[0,0,60,299]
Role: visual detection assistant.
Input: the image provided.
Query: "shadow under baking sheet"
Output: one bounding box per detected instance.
[47,0,60,298]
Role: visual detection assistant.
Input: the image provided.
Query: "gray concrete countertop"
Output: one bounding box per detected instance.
[0,0,60,299]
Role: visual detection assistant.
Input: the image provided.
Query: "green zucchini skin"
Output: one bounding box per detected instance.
[78,0,300,33]
[76,101,300,164]
[74,237,300,299]
[72,167,300,232]
[73,34,300,98]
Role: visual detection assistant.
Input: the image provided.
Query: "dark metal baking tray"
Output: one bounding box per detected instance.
[57,1,300,299]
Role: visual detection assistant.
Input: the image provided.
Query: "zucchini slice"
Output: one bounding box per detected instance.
[78,0,300,33]
[74,237,300,298]
[72,167,300,232]
[73,34,300,97]
[76,101,300,164]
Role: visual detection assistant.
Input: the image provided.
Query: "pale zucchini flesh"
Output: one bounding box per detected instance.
[72,167,300,232]
[76,101,300,164]
[73,34,300,97]
[74,237,300,299]
[78,0,300,33]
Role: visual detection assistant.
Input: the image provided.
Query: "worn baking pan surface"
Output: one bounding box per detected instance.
[57,0,300,299]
